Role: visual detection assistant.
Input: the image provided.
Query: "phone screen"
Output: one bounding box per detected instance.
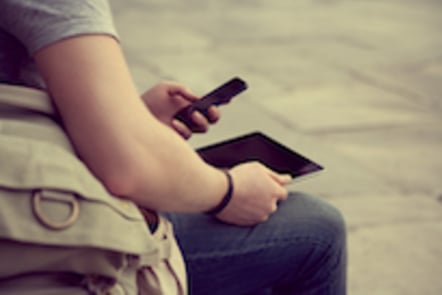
[196,132,324,179]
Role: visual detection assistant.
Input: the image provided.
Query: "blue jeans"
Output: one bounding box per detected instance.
[165,192,347,295]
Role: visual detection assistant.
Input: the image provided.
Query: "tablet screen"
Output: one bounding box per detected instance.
[196,132,323,178]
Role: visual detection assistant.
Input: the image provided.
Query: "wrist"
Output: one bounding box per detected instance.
[205,170,234,215]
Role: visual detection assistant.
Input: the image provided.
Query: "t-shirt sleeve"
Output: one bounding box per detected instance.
[0,0,119,55]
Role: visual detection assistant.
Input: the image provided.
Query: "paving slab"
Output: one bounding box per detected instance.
[317,123,442,197]
[329,195,442,295]
[348,221,442,295]
[246,80,428,132]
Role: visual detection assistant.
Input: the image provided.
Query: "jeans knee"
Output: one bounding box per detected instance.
[320,199,346,247]
[284,192,347,248]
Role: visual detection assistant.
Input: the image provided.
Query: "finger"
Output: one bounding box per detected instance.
[171,119,192,139]
[171,94,192,109]
[167,84,199,103]
[277,174,293,185]
[206,106,221,124]
[276,186,289,201]
[262,166,293,185]
[261,201,279,222]
[190,111,209,133]
[270,201,278,213]
[269,185,288,203]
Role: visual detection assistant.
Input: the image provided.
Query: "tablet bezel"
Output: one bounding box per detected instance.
[196,132,324,179]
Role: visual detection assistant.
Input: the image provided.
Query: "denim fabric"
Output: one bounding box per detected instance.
[165,192,347,295]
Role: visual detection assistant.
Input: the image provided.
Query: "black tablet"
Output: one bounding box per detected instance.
[196,132,324,179]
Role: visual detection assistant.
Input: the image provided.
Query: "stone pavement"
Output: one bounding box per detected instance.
[109,0,442,293]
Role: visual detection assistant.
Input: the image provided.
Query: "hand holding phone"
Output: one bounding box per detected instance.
[174,77,247,130]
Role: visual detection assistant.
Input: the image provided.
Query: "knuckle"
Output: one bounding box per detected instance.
[279,188,288,200]
[279,193,288,201]
[274,186,287,199]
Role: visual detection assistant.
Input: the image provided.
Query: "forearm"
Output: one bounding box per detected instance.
[35,34,226,212]
[106,118,228,212]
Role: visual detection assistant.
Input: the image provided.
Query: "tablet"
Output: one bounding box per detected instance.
[196,132,324,179]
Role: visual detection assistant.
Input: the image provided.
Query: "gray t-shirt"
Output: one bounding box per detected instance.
[0,0,118,89]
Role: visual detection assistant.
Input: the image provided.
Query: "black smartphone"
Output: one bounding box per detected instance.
[174,77,247,129]
[196,132,324,180]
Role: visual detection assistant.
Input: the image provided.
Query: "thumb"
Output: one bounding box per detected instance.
[168,84,199,103]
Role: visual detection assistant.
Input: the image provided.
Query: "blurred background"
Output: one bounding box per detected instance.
[109,0,442,294]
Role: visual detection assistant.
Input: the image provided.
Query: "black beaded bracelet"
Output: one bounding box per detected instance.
[205,171,234,215]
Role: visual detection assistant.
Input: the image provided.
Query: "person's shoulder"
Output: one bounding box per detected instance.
[0,0,118,55]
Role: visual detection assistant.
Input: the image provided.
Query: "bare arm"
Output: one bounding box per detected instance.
[35,34,227,212]
[35,34,291,225]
